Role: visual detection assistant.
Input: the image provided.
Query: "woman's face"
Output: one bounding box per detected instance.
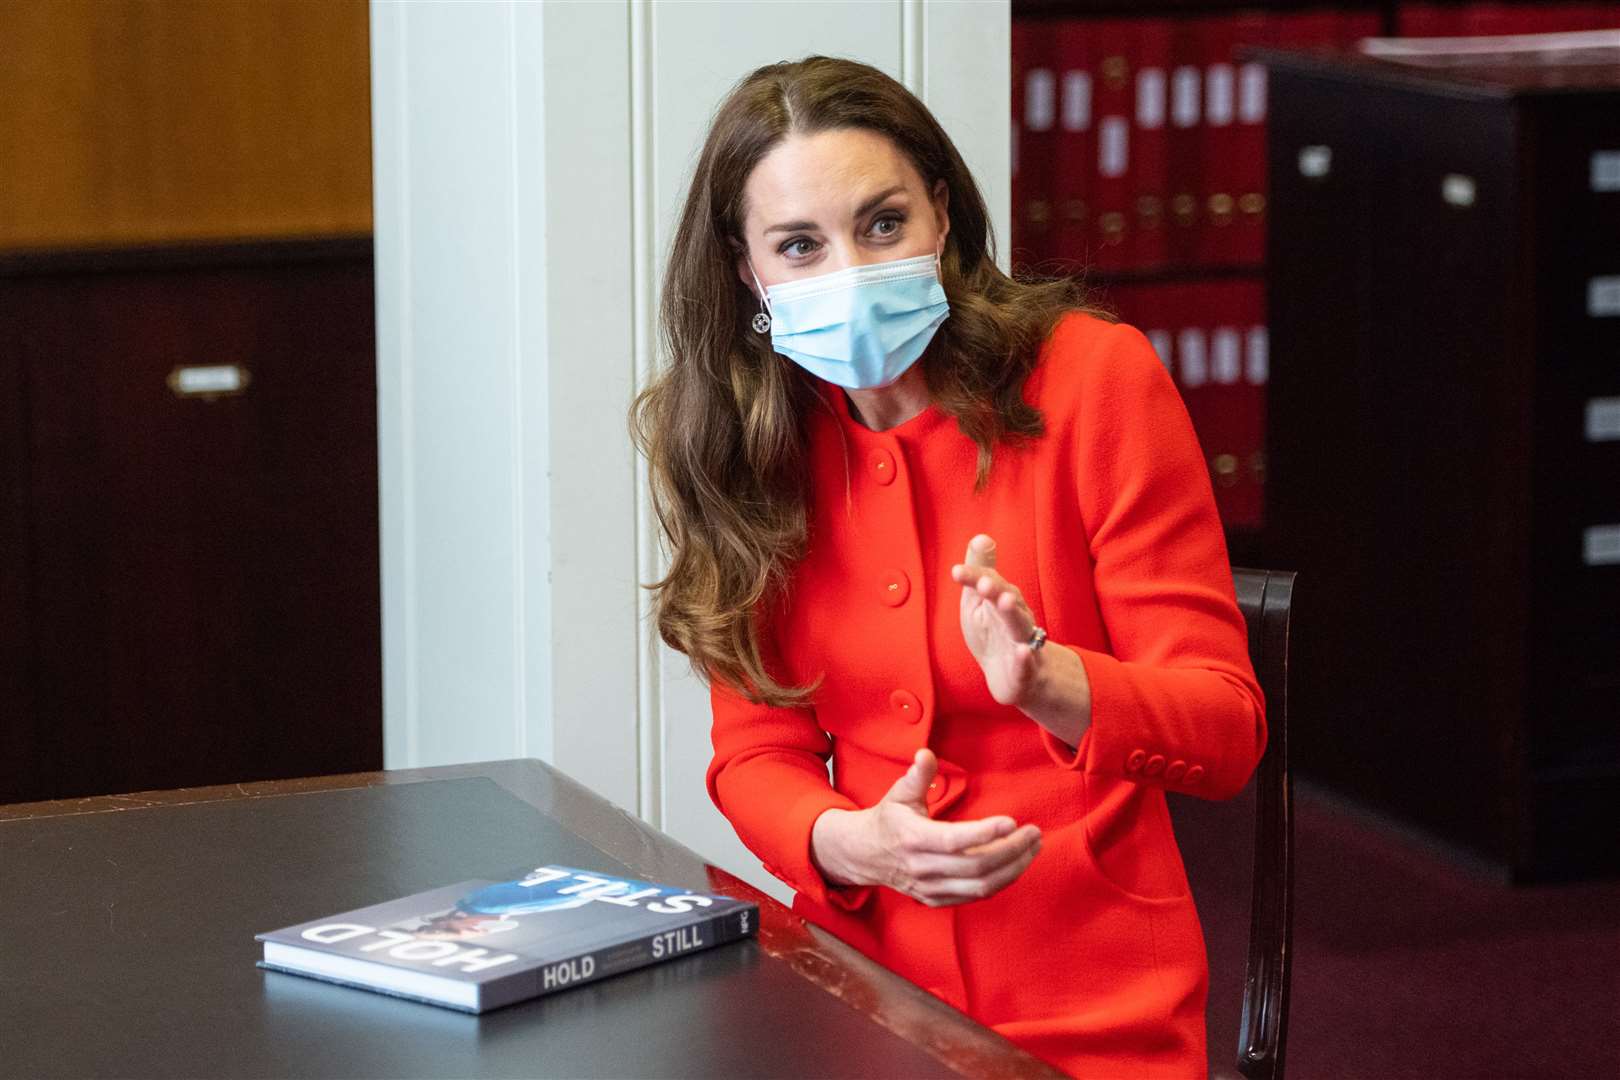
[735,127,949,294]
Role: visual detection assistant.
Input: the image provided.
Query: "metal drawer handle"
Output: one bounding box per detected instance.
[167,365,250,399]
[1298,145,1331,179]
[1441,173,1477,208]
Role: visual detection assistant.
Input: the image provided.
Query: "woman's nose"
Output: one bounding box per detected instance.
[823,242,887,272]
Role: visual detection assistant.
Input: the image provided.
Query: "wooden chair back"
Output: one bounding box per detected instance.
[1230,567,1297,1080]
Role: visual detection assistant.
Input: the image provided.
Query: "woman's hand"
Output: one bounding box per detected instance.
[950,533,1093,748]
[810,749,1042,907]
[950,533,1046,706]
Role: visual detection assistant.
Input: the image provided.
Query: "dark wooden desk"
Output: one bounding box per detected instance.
[0,758,1063,1079]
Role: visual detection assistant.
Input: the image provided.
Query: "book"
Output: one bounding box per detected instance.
[256,864,760,1013]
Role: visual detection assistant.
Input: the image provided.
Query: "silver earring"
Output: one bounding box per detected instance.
[751,307,771,334]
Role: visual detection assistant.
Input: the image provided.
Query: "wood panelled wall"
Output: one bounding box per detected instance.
[0,0,371,251]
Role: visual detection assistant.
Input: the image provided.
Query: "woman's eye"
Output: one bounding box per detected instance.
[872,214,904,236]
[781,237,818,258]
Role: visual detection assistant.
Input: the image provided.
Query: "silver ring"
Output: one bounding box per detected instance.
[1027,626,1048,651]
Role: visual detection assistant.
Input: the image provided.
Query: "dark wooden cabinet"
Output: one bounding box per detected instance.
[1259,46,1620,880]
[1,238,382,803]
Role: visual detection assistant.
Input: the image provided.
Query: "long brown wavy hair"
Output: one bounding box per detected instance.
[630,55,1113,707]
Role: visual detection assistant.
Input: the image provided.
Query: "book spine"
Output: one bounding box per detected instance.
[527,904,759,1000]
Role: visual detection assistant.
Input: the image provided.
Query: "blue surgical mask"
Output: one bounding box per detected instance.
[748,249,950,390]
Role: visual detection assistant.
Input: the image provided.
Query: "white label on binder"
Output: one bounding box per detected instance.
[1026,69,1056,132]
[1212,327,1242,384]
[1588,276,1620,317]
[1587,398,1620,442]
[172,365,245,395]
[1238,63,1267,124]
[1442,173,1477,208]
[1177,328,1208,388]
[1246,326,1270,385]
[1147,329,1173,372]
[1172,66,1201,129]
[1137,68,1166,129]
[1061,72,1092,132]
[1299,145,1332,179]
[1592,151,1620,193]
[1099,117,1129,179]
[1584,525,1620,566]
[1205,64,1235,126]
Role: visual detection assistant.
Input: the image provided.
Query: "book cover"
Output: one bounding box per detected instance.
[256,865,759,1013]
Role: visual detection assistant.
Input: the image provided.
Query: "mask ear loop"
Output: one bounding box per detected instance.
[746,259,773,334]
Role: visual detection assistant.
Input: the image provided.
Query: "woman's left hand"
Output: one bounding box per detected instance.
[950,534,1044,707]
[951,533,1093,747]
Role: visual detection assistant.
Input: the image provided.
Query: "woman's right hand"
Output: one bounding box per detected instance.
[809,749,1043,907]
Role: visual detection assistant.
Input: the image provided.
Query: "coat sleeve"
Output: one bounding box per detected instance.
[1040,320,1267,800]
[705,632,876,911]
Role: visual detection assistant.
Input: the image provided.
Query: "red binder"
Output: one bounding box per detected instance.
[1165,19,1205,268]
[1337,7,1383,43]
[1012,19,1060,270]
[1398,4,1467,36]
[1048,18,1096,274]
[1195,279,1268,530]
[1229,10,1276,268]
[1132,18,1175,272]
[1469,2,1620,33]
[1192,14,1240,269]
[1011,18,1035,268]
[1087,17,1136,274]
[1103,279,1269,531]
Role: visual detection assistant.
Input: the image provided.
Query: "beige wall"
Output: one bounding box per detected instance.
[0,0,371,251]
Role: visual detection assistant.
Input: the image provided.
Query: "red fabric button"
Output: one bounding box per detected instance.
[889,689,923,723]
[1125,750,1147,774]
[1144,754,1166,777]
[1165,760,1187,782]
[868,448,897,486]
[1184,765,1205,786]
[878,569,911,607]
[925,760,968,815]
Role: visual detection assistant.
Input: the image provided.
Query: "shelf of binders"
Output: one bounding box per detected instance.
[1009,0,1620,545]
[1006,7,1350,539]
[1011,1,1388,17]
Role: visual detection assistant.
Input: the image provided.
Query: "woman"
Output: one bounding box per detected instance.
[632,56,1265,1078]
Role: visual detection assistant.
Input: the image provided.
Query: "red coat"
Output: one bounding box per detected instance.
[707,311,1266,1078]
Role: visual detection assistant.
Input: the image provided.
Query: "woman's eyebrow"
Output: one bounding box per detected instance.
[764,185,908,235]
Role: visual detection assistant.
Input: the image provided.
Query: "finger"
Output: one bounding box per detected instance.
[993,587,1037,642]
[919,833,1042,904]
[952,562,1014,602]
[960,823,1042,859]
[907,825,1041,880]
[959,568,1036,638]
[908,813,1019,854]
[879,748,937,808]
[962,533,997,570]
[970,566,1017,602]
